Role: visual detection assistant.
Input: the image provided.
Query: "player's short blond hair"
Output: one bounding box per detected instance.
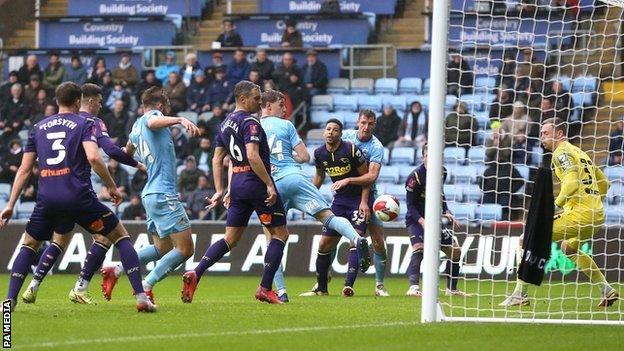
[542,117,567,135]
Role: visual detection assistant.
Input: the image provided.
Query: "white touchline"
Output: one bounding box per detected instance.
[15,321,419,349]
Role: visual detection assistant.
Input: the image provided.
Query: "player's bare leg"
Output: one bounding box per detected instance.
[369,222,389,296]
[6,233,42,312]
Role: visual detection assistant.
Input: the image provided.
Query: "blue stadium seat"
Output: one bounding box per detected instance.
[604,166,624,182]
[358,95,383,111]
[306,146,317,165]
[448,165,477,184]
[443,147,466,164]
[350,78,374,95]
[445,95,458,110]
[459,93,484,112]
[606,183,624,204]
[178,111,198,125]
[390,147,416,165]
[530,147,544,166]
[383,147,390,165]
[572,75,598,93]
[605,205,624,225]
[382,95,408,113]
[422,79,431,94]
[403,94,429,109]
[474,77,496,93]
[467,147,486,163]
[399,77,423,94]
[448,203,476,221]
[327,78,350,95]
[332,94,359,111]
[378,166,400,184]
[18,130,30,141]
[444,184,464,202]
[474,111,489,130]
[343,111,359,129]
[475,204,503,221]
[399,166,413,183]
[463,184,482,203]
[16,201,35,219]
[515,165,530,181]
[311,95,333,111]
[375,78,399,95]
[117,201,131,216]
[306,129,325,147]
[572,91,594,107]
[0,183,10,200]
[311,111,340,126]
[176,165,185,175]
[384,184,406,203]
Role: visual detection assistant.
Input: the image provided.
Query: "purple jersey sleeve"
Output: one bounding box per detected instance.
[405,171,423,222]
[82,119,98,144]
[94,120,138,167]
[243,119,262,144]
[24,128,37,153]
[214,129,224,148]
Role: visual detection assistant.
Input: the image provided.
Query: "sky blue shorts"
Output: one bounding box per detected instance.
[276,173,329,217]
[143,193,191,238]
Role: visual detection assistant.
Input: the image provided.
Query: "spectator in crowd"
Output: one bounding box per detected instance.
[186,175,214,220]
[180,53,202,87]
[112,53,139,89]
[100,70,114,104]
[43,103,57,119]
[193,137,213,175]
[63,55,88,85]
[178,155,204,201]
[136,69,162,103]
[208,67,233,110]
[217,20,244,48]
[489,88,515,120]
[204,52,227,82]
[611,150,623,166]
[445,102,477,149]
[130,169,148,196]
[156,51,180,83]
[549,80,573,122]
[319,0,342,14]
[17,55,42,85]
[98,159,130,201]
[447,53,473,96]
[27,88,50,125]
[485,121,512,163]
[281,19,304,47]
[301,50,328,96]
[105,81,131,112]
[0,83,27,131]
[43,52,65,89]
[0,71,19,110]
[497,53,517,89]
[24,75,43,103]
[187,70,211,114]
[227,49,250,85]
[283,71,306,116]
[121,195,147,220]
[207,105,226,141]
[172,126,190,162]
[20,165,38,202]
[0,139,23,183]
[104,99,131,146]
[518,48,545,84]
[479,160,524,220]
[248,69,263,87]
[609,117,624,165]
[396,101,428,147]
[88,56,107,85]
[164,72,187,114]
[250,49,274,82]
[272,52,301,91]
[501,101,529,138]
[540,98,556,122]
[374,104,402,147]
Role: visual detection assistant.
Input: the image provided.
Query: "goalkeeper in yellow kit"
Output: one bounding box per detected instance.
[500,118,619,308]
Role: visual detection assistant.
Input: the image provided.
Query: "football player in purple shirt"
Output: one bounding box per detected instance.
[1,82,155,312]
[181,81,289,304]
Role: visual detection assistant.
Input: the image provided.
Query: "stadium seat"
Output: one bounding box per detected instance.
[375,78,399,95]
[443,147,466,164]
[572,91,595,107]
[399,166,413,183]
[311,95,333,111]
[332,94,359,111]
[474,111,490,130]
[327,78,350,94]
[378,166,400,184]
[382,95,408,113]
[604,166,624,182]
[384,184,406,203]
[459,93,484,112]
[607,183,624,204]
[178,111,198,125]
[390,147,416,165]
[306,129,325,147]
[199,111,213,121]
[176,165,185,175]
[467,147,486,163]
[448,203,476,221]
[515,165,530,181]
[572,75,598,93]
[306,145,317,165]
[530,147,544,166]
[383,147,390,165]
[463,184,482,203]
[343,111,360,129]
[474,77,496,93]
[445,95,458,110]
[475,204,503,221]
[358,95,383,111]
[444,184,464,202]
[403,94,429,109]
[399,77,423,94]
[422,79,431,94]
[448,165,477,184]
[0,183,10,200]
[605,204,624,225]
[288,208,305,221]
[310,111,332,126]
[350,78,374,95]
[117,202,131,216]
[16,201,35,219]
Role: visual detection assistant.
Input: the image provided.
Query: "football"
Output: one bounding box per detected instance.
[373,194,400,222]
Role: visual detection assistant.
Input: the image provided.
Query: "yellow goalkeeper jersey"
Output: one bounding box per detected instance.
[551,141,607,220]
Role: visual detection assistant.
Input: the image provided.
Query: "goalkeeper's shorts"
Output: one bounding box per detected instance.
[552,212,604,244]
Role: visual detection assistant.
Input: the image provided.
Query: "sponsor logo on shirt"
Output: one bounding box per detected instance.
[40,167,70,177]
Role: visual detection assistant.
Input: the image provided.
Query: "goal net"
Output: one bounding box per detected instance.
[426,0,624,324]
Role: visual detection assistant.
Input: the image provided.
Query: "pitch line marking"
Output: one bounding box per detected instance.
[14,321,419,349]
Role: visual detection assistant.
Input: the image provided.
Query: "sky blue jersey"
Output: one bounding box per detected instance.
[342,129,384,193]
[260,116,304,181]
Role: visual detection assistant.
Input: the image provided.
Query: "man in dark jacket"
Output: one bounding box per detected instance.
[43,52,65,89]
[250,49,274,82]
[0,83,27,131]
[272,52,302,91]
[135,69,162,103]
[301,50,328,96]
[319,0,341,14]
[17,55,43,85]
[447,53,473,96]
[216,20,244,47]
[0,71,19,110]
[187,70,211,113]
[374,104,402,147]
[227,49,250,85]
[208,67,234,109]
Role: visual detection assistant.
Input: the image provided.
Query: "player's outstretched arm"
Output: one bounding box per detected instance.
[332,162,380,191]
[0,152,36,227]
[83,141,122,206]
[97,133,138,168]
[246,142,277,206]
[147,116,200,137]
[293,142,310,164]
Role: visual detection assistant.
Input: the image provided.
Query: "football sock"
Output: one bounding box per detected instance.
[325,215,359,243]
[407,249,423,286]
[144,248,185,287]
[273,264,287,292]
[32,242,63,287]
[344,247,359,288]
[7,246,37,300]
[260,239,286,290]
[374,250,387,284]
[115,237,144,295]
[115,245,161,277]
[316,250,333,292]
[194,239,231,278]
[569,251,607,285]
[513,280,528,295]
[446,259,460,291]
[75,241,110,292]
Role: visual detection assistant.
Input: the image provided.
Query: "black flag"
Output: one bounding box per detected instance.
[518,167,554,286]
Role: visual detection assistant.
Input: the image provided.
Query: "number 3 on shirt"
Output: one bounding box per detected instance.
[46,132,66,165]
[229,135,244,162]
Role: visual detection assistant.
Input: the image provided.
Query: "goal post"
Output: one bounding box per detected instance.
[422,0,624,325]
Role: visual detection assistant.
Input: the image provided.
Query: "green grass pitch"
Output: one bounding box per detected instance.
[2,274,622,350]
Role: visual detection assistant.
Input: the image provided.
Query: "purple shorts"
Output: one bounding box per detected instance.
[226,194,287,228]
[322,200,369,237]
[25,200,119,241]
[407,223,454,246]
